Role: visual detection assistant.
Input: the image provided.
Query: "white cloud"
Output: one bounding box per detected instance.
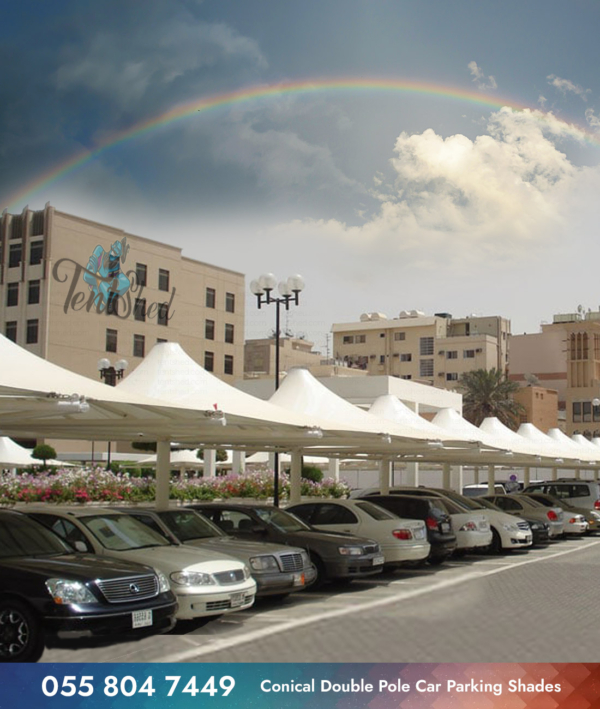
[538,95,547,107]
[468,61,497,90]
[547,74,590,101]
[585,108,600,132]
[274,108,596,273]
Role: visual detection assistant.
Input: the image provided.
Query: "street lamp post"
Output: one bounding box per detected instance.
[250,273,305,507]
[97,357,128,469]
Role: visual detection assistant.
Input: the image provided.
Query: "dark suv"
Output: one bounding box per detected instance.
[358,495,457,564]
[0,510,177,662]
[189,503,384,587]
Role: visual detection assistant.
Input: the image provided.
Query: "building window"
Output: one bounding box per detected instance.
[136,263,147,287]
[400,374,412,380]
[400,353,412,362]
[206,287,216,308]
[8,243,22,268]
[446,372,458,381]
[28,280,40,305]
[204,351,214,372]
[224,354,234,375]
[106,328,117,353]
[205,319,215,340]
[573,402,582,423]
[134,298,146,322]
[158,269,170,292]
[379,355,385,364]
[133,334,145,358]
[106,291,119,315]
[157,338,167,344]
[464,350,476,358]
[356,335,366,343]
[29,241,44,266]
[31,210,44,236]
[446,350,458,360]
[420,337,434,356]
[6,283,18,307]
[10,216,23,240]
[394,332,406,341]
[583,401,592,423]
[419,359,434,377]
[225,323,234,344]
[157,304,169,326]
[5,321,17,342]
[343,336,354,345]
[26,319,39,345]
[225,292,235,313]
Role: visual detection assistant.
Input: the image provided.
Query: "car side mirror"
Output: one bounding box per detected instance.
[74,541,88,553]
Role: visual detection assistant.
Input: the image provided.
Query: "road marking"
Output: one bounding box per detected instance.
[155,539,600,663]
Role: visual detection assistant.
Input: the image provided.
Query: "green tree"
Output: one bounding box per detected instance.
[196,448,228,462]
[459,368,525,430]
[32,443,57,470]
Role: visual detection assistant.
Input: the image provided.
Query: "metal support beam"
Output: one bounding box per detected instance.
[289,450,303,505]
[379,458,391,494]
[156,441,171,511]
[487,464,495,495]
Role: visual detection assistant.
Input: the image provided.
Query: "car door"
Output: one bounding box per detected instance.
[310,503,361,535]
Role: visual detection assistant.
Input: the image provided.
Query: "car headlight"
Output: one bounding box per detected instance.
[170,571,216,586]
[249,555,278,572]
[156,569,170,593]
[300,551,310,565]
[338,546,364,556]
[502,523,518,531]
[46,578,97,605]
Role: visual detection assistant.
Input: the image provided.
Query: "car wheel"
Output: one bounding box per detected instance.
[308,554,327,590]
[489,528,503,555]
[0,599,45,663]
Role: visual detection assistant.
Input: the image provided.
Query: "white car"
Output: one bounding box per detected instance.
[24,507,256,621]
[287,499,430,566]
[432,497,492,552]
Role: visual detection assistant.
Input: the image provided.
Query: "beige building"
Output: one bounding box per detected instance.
[331,310,510,389]
[512,385,559,433]
[508,329,567,404]
[244,336,322,377]
[0,204,245,453]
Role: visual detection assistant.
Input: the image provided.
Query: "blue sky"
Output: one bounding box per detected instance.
[2,0,600,352]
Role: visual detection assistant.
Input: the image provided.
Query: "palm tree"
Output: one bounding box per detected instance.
[459,368,525,430]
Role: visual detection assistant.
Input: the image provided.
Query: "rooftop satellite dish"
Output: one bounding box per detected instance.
[524,373,540,387]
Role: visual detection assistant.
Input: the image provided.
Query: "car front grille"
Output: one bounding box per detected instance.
[363,544,379,555]
[214,569,246,585]
[96,574,158,603]
[279,553,304,572]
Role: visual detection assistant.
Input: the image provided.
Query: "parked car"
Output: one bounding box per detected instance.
[24,507,256,620]
[523,480,600,511]
[286,499,430,567]
[480,494,564,538]
[189,503,384,587]
[352,485,493,554]
[357,495,457,564]
[0,509,177,662]
[475,497,550,547]
[418,488,532,554]
[520,493,592,535]
[462,483,508,497]
[121,507,317,597]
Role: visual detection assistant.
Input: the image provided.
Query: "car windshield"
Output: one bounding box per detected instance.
[82,514,172,551]
[477,498,503,512]
[255,508,312,532]
[355,501,397,520]
[434,490,485,510]
[434,498,465,515]
[515,496,542,509]
[158,510,225,541]
[0,514,72,558]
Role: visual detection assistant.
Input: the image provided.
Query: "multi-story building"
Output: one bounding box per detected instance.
[0,204,245,384]
[244,336,322,378]
[331,310,510,389]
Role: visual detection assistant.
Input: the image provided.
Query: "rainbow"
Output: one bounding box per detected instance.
[3,77,597,210]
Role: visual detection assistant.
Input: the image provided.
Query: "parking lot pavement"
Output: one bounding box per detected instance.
[43,537,600,663]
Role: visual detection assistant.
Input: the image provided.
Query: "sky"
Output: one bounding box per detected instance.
[2,0,600,354]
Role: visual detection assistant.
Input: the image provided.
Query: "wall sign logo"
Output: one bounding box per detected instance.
[53,236,176,322]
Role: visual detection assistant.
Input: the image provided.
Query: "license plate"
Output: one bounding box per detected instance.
[230,592,246,608]
[293,572,305,587]
[373,555,385,566]
[441,523,450,533]
[132,610,152,628]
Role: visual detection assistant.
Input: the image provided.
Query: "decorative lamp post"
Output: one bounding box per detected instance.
[249,273,305,506]
[97,358,128,468]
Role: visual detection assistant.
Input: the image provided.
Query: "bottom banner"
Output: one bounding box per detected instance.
[1,663,598,708]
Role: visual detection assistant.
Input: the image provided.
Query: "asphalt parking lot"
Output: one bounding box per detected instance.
[43,535,600,664]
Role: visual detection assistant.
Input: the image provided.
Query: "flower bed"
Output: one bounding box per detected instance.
[0,466,351,504]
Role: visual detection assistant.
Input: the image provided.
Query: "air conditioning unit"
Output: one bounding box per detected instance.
[437,372,445,377]
[392,353,399,357]
[475,348,483,353]
[438,350,445,355]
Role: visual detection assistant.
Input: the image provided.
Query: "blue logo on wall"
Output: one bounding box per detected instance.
[82,238,131,302]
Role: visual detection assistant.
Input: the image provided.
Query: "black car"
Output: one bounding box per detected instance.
[188,503,384,587]
[362,495,457,564]
[0,509,178,662]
